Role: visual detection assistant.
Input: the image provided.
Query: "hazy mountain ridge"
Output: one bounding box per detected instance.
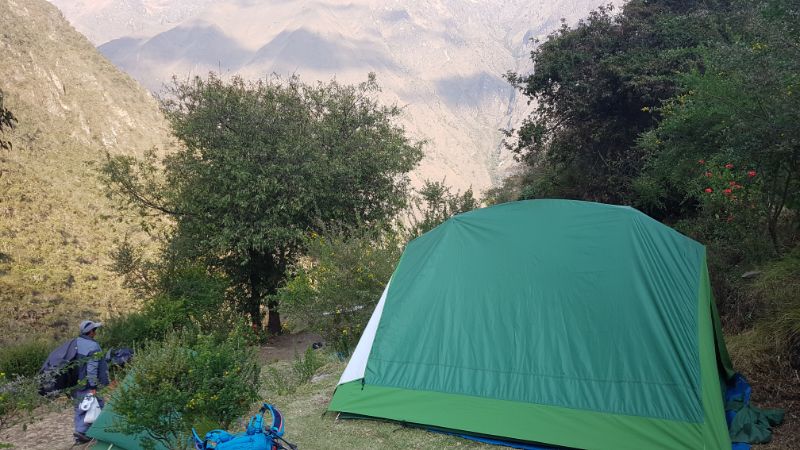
[49,0,618,192]
[0,0,172,342]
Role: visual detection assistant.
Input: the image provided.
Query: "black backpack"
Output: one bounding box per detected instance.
[38,338,80,395]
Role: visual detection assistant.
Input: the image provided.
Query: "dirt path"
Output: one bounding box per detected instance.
[0,332,322,449]
[0,403,78,450]
[258,331,322,363]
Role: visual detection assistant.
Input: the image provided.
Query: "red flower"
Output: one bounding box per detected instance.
[747,170,757,177]
[698,159,705,165]
[725,163,734,169]
[704,188,713,193]
[705,171,713,178]
[723,188,732,195]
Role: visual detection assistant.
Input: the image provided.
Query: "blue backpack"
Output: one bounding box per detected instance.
[192,403,297,450]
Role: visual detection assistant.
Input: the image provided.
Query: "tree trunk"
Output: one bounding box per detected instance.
[267,300,281,335]
[248,269,263,331]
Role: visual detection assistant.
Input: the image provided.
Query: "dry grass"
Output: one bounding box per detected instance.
[727,326,800,449]
[0,0,173,345]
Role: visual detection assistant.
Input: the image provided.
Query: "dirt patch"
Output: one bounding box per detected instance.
[258,331,323,363]
[0,403,80,450]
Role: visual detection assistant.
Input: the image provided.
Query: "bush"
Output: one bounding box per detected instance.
[278,226,402,356]
[99,266,233,349]
[292,347,324,385]
[111,327,260,450]
[0,339,51,378]
[0,373,43,427]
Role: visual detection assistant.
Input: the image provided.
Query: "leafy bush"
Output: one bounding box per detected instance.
[0,339,51,378]
[279,226,402,356]
[111,327,260,450]
[0,373,43,426]
[407,180,478,238]
[100,265,233,349]
[292,347,324,385]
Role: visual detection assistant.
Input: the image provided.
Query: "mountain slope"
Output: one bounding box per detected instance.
[49,0,619,192]
[0,0,172,344]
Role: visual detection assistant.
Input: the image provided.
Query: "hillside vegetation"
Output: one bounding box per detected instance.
[0,0,172,346]
[0,0,798,448]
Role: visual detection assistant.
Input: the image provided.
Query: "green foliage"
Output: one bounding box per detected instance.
[0,372,43,426]
[0,339,50,379]
[636,1,800,253]
[292,347,324,385]
[263,348,325,396]
[408,180,479,238]
[100,264,232,348]
[0,89,16,150]
[279,226,402,356]
[505,1,724,203]
[111,329,261,450]
[102,73,423,334]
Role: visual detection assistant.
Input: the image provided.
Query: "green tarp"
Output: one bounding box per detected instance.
[87,397,168,450]
[329,200,733,449]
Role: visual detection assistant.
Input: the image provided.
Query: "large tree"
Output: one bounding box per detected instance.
[504,1,728,203]
[636,0,800,251]
[103,74,422,333]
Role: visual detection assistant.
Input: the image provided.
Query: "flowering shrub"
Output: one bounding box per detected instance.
[696,159,762,225]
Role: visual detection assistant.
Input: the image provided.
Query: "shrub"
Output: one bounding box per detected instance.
[99,266,233,349]
[0,373,44,427]
[111,327,261,450]
[0,339,51,378]
[278,226,402,356]
[292,347,324,385]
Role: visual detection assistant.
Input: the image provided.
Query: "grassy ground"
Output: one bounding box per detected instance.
[0,0,172,348]
[259,356,491,450]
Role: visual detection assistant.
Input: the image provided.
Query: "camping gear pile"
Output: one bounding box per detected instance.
[192,403,297,450]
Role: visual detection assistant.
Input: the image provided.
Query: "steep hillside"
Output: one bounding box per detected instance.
[49,0,620,192]
[0,0,172,344]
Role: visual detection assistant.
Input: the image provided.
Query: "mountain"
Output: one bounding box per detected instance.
[0,0,172,343]
[48,0,619,192]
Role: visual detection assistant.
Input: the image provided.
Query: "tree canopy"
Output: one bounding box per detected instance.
[504,1,727,203]
[103,74,423,333]
[504,0,797,255]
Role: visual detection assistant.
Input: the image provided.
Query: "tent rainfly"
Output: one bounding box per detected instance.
[329,199,735,450]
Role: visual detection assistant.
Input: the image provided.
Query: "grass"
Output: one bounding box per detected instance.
[260,355,491,450]
[0,0,173,346]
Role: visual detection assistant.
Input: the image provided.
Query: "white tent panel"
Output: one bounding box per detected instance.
[337,281,391,385]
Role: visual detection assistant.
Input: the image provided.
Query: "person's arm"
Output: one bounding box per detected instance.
[78,338,102,391]
[86,354,100,391]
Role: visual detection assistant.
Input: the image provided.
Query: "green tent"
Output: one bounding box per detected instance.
[87,397,168,450]
[329,200,735,449]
